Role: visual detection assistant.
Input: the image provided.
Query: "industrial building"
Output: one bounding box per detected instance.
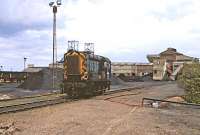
[147,48,199,80]
[49,62,63,69]
[111,62,153,77]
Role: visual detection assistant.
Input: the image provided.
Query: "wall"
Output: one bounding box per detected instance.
[152,58,166,80]
[111,63,153,77]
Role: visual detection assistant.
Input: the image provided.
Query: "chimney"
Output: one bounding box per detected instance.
[167,48,177,52]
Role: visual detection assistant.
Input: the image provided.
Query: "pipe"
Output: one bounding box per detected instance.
[142,97,200,108]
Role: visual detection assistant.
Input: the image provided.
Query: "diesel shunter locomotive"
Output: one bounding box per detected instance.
[63,49,111,97]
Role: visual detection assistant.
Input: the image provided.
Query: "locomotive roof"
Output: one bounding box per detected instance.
[88,53,111,63]
[65,50,111,63]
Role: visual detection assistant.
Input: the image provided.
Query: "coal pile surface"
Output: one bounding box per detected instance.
[19,68,63,90]
[110,75,125,85]
[117,74,153,82]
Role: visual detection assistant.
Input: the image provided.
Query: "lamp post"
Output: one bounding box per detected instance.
[0,66,3,71]
[49,0,62,89]
[24,57,27,70]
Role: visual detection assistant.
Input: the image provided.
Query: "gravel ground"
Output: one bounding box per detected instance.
[0,82,200,135]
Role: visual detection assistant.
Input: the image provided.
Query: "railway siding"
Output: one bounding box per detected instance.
[0,93,66,114]
[0,93,66,107]
[0,82,198,135]
[0,81,171,115]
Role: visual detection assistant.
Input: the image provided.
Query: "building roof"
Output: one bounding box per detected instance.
[146,55,160,63]
[160,48,183,56]
[176,55,197,61]
[147,48,198,63]
[23,67,48,73]
[112,62,152,66]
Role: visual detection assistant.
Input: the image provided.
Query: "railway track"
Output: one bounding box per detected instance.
[0,93,67,114]
[0,82,168,115]
[104,86,143,95]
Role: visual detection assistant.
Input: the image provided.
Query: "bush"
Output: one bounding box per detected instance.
[178,63,200,104]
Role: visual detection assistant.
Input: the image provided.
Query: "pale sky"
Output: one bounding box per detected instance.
[0,0,200,71]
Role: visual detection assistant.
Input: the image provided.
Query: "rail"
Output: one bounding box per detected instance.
[0,92,60,102]
[0,97,66,114]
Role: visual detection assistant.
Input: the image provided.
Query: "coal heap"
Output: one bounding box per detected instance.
[110,75,125,85]
[19,67,63,90]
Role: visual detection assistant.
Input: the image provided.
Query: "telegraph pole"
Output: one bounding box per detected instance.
[49,0,61,89]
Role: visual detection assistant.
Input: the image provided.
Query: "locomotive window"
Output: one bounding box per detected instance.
[89,61,92,72]
[92,61,94,72]
[94,61,96,72]
[89,60,94,72]
[94,61,99,73]
[88,60,99,73]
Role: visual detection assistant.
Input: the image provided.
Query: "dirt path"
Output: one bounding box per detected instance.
[0,82,199,135]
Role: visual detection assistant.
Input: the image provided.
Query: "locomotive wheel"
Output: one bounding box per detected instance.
[66,88,73,98]
[65,88,77,98]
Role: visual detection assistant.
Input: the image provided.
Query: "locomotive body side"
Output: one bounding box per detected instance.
[63,50,111,97]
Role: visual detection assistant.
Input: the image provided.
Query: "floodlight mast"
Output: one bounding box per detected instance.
[49,0,61,89]
[24,57,27,70]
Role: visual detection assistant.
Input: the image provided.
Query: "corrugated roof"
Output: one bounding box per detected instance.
[112,62,152,66]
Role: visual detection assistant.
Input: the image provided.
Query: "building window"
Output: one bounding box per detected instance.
[154,70,157,74]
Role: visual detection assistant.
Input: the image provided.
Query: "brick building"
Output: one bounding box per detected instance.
[147,48,199,80]
[111,62,153,77]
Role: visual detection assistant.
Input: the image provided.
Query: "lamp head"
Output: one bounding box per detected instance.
[49,2,54,7]
[57,0,62,6]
